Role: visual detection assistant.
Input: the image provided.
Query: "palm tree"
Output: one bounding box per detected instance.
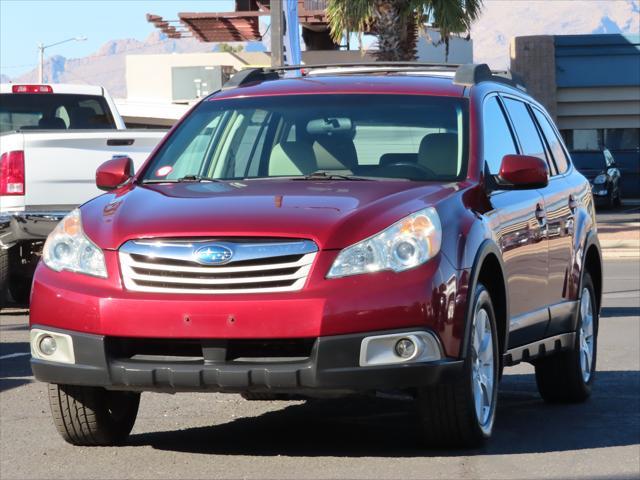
[326,0,483,61]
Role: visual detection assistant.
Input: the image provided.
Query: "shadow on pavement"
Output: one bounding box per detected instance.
[0,341,33,392]
[129,370,640,456]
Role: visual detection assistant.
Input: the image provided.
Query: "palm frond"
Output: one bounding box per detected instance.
[326,0,374,45]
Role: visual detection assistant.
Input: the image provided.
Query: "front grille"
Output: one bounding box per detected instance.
[119,238,318,294]
[106,337,315,363]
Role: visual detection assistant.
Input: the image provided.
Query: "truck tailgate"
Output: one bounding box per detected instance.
[22,130,165,206]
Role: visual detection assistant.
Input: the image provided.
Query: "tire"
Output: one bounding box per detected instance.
[534,272,598,403]
[614,190,622,208]
[416,283,499,448]
[606,191,615,209]
[8,275,31,305]
[0,249,8,309]
[48,384,140,446]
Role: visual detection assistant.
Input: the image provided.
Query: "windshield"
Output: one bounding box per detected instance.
[0,93,116,133]
[141,94,468,182]
[571,152,605,170]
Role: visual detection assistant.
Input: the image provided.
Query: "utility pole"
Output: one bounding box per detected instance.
[38,43,44,83]
[270,0,284,67]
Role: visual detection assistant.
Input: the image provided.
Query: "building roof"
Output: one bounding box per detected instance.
[147,1,331,43]
[210,74,466,101]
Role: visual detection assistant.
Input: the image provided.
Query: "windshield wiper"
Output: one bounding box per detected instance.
[141,175,223,184]
[298,171,373,181]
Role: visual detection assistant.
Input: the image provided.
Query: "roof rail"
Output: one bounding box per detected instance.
[222,62,526,91]
[453,63,526,91]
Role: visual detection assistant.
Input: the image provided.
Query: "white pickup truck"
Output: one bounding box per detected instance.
[0,83,167,305]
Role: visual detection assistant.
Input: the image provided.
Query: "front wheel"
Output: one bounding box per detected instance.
[48,384,140,446]
[534,272,598,403]
[416,283,499,447]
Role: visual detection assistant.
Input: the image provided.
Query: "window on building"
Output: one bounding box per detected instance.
[605,128,640,151]
[561,128,640,152]
[482,97,518,174]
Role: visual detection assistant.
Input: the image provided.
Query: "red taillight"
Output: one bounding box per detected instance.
[11,84,53,94]
[0,151,25,196]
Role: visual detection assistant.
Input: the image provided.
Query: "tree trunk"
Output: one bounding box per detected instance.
[372,0,418,61]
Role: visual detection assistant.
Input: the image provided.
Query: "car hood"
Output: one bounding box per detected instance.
[81,179,461,250]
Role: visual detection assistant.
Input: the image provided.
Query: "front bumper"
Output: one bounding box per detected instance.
[30,325,464,394]
[30,250,467,357]
[0,208,69,248]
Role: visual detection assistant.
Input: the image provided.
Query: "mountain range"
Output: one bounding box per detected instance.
[4,0,639,98]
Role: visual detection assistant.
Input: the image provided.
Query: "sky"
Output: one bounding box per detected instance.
[0,0,235,77]
[1,0,638,79]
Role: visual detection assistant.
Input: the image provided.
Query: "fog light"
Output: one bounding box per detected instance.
[39,335,57,356]
[394,338,416,358]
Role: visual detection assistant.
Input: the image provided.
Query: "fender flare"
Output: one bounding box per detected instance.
[459,239,509,359]
[579,229,602,312]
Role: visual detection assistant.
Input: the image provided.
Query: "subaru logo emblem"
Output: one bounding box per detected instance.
[194,244,233,265]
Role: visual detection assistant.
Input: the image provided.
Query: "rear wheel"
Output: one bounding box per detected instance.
[0,249,8,309]
[48,384,140,446]
[416,283,499,447]
[534,272,598,403]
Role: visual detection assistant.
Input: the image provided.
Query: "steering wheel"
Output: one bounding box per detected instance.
[385,161,437,179]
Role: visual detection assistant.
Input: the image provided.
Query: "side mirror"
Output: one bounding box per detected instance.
[497,154,549,189]
[96,156,134,191]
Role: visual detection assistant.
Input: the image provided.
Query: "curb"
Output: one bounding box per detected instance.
[599,239,640,250]
[602,249,640,259]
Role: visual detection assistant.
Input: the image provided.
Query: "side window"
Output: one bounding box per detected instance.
[532,108,570,174]
[482,96,518,174]
[502,98,547,161]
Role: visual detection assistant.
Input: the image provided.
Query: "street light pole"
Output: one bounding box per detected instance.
[38,36,87,83]
[38,42,44,83]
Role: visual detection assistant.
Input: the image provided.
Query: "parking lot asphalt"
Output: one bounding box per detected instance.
[1,262,639,478]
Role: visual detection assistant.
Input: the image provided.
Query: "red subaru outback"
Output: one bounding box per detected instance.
[29,64,602,448]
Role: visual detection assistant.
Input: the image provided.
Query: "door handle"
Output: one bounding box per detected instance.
[107,138,135,146]
[535,204,548,239]
[566,196,577,235]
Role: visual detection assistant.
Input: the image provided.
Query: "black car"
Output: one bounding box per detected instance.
[571,148,622,208]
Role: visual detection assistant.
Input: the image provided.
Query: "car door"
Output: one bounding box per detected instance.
[529,107,575,305]
[531,107,586,336]
[482,95,549,347]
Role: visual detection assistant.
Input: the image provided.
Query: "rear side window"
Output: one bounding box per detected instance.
[532,108,570,174]
[482,96,517,174]
[0,93,116,132]
[502,98,547,162]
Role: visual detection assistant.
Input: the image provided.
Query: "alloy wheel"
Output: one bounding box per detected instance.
[471,307,495,429]
[579,287,595,382]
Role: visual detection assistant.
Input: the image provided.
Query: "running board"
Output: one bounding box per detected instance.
[504,333,575,366]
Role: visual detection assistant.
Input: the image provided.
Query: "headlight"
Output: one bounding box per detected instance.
[327,207,442,278]
[593,174,607,184]
[43,209,107,278]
